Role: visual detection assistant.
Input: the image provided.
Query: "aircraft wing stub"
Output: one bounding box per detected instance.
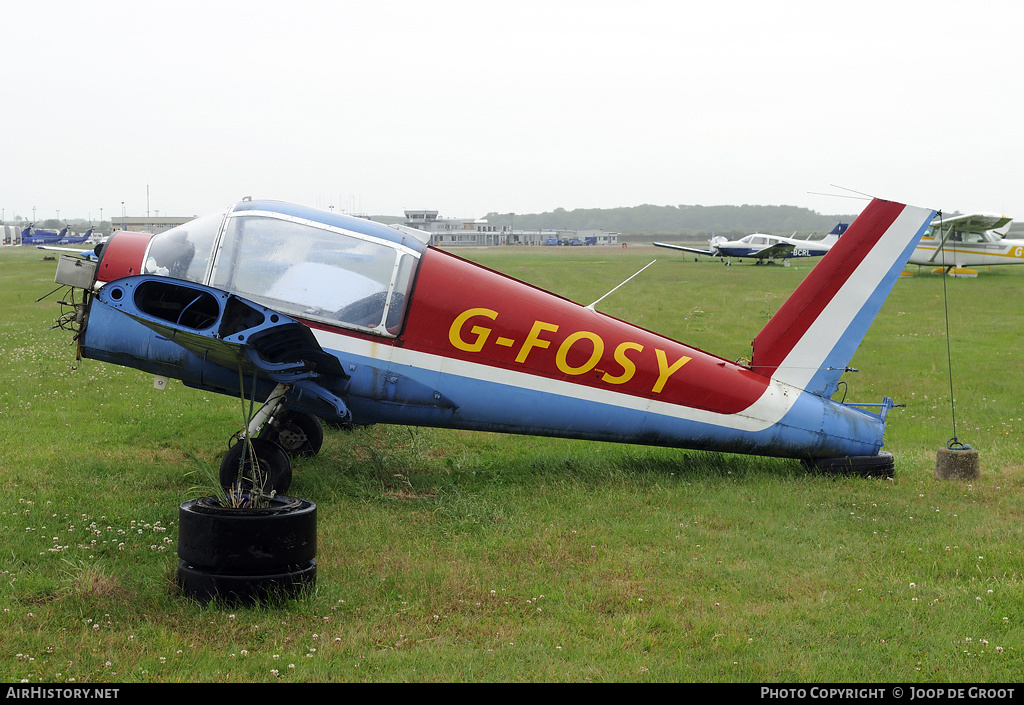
[653,241,716,256]
[94,275,349,385]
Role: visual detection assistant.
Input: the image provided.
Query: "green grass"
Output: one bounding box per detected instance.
[2,245,1023,682]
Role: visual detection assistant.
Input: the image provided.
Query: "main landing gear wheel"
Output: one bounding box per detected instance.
[220,437,293,495]
[258,410,324,458]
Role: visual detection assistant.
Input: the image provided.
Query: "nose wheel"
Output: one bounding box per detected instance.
[219,383,325,496]
[219,437,293,495]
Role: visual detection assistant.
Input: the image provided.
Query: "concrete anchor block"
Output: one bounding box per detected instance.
[934,447,980,480]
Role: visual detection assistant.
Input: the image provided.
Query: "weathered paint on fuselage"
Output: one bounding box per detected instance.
[298,248,888,458]
[306,302,885,459]
[77,198,935,463]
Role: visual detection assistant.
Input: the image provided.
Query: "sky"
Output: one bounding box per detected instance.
[4,0,1022,223]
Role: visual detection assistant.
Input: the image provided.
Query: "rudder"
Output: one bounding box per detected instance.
[751,198,935,397]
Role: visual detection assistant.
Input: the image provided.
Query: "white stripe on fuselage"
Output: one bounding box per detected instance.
[312,326,799,433]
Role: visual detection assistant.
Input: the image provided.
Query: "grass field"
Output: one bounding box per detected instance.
[2,244,1023,683]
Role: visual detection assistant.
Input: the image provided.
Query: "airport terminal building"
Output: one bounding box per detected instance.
[403,210,617,247]
[111,216,194,234]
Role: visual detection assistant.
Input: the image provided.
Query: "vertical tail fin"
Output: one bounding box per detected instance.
[818,222,848,246]
[751,198,935,397]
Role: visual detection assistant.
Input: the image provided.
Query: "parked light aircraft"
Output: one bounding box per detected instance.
[48,198,933,493]
[21,224,69,245]
[905,212,1017,276]
[653,223,847,263]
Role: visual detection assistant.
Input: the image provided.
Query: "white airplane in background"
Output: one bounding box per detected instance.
[904,212,1016,277]
[654,223,847,264]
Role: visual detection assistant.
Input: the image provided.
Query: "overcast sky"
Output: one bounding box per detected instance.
[5,0,1021,223]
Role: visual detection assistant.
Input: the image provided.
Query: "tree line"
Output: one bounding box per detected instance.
[480,203,859,238]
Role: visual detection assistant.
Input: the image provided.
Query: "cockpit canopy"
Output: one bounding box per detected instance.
[739,234,775,246]
[142,200,428,337]
[921,225,1001,244]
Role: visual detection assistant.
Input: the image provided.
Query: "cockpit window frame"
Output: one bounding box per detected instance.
[208,209,423,338]
[141,209,228,285]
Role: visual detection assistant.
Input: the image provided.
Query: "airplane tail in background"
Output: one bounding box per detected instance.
[818,222,849,246]
[994,222,1013,237]
[751,199,935,398]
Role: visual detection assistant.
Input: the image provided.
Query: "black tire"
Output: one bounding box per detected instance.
[177,560,316,604]
[259,410,324,458]
[803,451,895,478]
[219,437,292,494]
[177,496,317,570]
[177,495,317,604]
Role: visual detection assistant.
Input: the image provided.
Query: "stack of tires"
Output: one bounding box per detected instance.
[177,495,317,604]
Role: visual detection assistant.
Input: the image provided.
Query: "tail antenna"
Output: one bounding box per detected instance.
[586,260,657,311]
